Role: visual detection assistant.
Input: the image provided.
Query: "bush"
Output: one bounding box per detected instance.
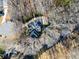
[0,48,5,55]
[0,48,5,58]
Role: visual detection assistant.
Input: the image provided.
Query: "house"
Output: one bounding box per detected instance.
[27,16,49,38]
[0,0,4,16]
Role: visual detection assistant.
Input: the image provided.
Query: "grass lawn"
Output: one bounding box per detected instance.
[0,16,2,24]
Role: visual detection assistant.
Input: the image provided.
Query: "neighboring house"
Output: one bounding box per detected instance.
[1,0,8,24]
[0,0,4,16]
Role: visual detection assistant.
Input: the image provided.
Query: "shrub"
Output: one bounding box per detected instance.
[0,48,5,55]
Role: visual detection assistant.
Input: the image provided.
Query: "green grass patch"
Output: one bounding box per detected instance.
[54,0,73,7]
[23,12,43,23]
[0,16,2,24]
